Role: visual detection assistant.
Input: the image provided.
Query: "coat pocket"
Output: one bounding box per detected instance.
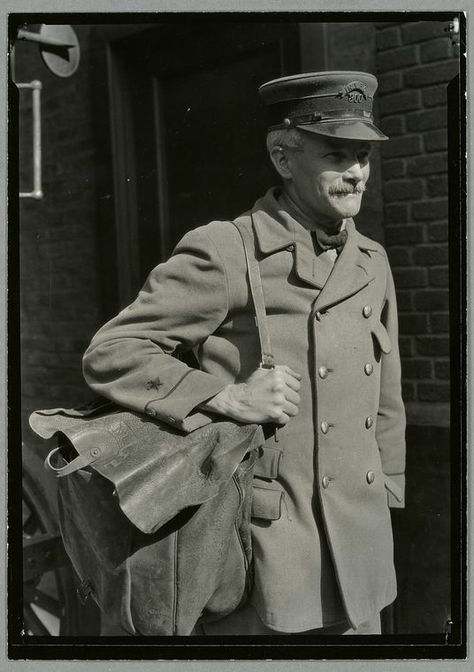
[251,479,284,521]
[371,321,392,357]
[383,475,403,503]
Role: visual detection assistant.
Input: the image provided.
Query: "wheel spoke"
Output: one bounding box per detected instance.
[22,468,101,635]
[23,603,53,636]
[24,584,63,619]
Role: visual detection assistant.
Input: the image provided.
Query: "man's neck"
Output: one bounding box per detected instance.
[278,187,343,234]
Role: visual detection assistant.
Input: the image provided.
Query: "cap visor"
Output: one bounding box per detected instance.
[296,119,388,142]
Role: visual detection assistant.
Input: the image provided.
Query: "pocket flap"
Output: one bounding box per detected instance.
[253,446,283,479]
[251,479,283,520]
[384,475,403,502]
[371,321,392,355]
[29,400,115,439]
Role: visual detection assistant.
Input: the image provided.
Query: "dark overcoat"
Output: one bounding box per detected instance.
[83,187,406,631]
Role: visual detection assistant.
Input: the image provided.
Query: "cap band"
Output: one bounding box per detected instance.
[266,93,374,129]
[269,108,374,131]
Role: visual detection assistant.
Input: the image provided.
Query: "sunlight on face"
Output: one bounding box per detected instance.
[282,133,371,229]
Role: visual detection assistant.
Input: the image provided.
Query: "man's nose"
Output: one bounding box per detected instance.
[344,160,364,183]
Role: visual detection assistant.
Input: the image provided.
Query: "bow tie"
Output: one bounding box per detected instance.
[313,227,348,256]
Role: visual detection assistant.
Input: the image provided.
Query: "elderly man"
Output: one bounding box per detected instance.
[83,71,406,636]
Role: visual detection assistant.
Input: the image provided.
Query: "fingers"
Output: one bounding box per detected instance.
[276,365,302,381]
[274,365,302,392]
[285,388,301,407]
[271,366,301,401]
[283,400,299,417]
[275,411,290,426]
[243,364,302,426]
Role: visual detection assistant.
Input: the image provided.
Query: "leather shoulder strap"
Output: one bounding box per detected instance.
[232,219,274,369]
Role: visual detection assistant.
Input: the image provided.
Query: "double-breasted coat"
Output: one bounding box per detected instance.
[83,187,406,632]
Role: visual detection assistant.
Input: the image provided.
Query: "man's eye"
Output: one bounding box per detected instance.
[358,152,370,162]
[325,152,344,160]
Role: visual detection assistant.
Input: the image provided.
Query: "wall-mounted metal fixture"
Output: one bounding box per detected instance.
[17,24,80,78]
[18,80,43,199]
[445,16,461,51]
[13,24,80,199]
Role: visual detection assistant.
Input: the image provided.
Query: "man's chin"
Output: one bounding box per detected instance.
[333,206,361,220]
[329,195,362,219]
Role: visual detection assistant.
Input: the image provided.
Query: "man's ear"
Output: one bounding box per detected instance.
[269,146,293,180]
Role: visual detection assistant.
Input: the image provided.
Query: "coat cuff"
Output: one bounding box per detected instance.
[384,473,405,509]
[144,369,227,430]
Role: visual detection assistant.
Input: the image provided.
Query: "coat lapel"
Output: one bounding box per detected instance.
[294,243,333,289]
[313,220,375,312]
[252,188,330,290]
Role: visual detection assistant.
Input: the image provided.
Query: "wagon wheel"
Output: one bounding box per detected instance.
[22,467,101,635]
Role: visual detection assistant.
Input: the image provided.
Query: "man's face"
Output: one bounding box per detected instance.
[277,132,371,228]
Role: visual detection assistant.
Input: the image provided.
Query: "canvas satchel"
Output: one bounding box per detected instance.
[28,219,275,636]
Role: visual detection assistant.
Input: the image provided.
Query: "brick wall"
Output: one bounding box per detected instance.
[375,21,459,425]
[17,25,106,451]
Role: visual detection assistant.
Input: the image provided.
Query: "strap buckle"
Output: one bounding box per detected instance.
[76,577,94,605]
[260,353,275,370]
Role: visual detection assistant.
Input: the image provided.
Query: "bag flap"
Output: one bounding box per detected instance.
[29,399,116,439]
[251,479,283,521]
[34,404,264,535]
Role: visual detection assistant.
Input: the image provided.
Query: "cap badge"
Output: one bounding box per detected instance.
[337,81,368,104]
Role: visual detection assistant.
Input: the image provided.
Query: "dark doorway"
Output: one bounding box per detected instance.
[103,21,301,305]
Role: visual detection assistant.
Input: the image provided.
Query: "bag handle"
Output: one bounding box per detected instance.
[233,220,274,369]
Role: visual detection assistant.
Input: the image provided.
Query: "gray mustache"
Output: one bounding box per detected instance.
[329,183,367,195]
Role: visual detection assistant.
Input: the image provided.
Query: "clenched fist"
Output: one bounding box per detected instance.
[201,365,302,425]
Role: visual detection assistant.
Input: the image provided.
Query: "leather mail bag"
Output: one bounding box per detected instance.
[30,400,264,635]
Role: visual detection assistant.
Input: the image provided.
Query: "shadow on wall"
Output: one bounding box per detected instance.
[391,425,451,634]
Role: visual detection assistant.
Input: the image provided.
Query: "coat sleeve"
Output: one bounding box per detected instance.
[376,254,407,509]
[82,226,230,433]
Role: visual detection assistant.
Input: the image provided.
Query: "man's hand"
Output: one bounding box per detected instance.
[201,365,301,425]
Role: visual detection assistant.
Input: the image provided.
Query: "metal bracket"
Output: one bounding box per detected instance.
[18,80,43,199]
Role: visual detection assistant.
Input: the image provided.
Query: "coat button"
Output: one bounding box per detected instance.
[362,305,373,318]
[315,311,322,321]
[364,363,374,376]
[286,243,295,252]
[90,447,100,458]
[167,416,176,424]
[318,366,328,379]
[147,408,157,417]
[365,416,374,429]
[366,470,375,484]
[322,475,330,489]
[320,421,329,434]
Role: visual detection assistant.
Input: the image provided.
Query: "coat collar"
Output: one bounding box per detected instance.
[250,187,377,306]
[251,187,297,254]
